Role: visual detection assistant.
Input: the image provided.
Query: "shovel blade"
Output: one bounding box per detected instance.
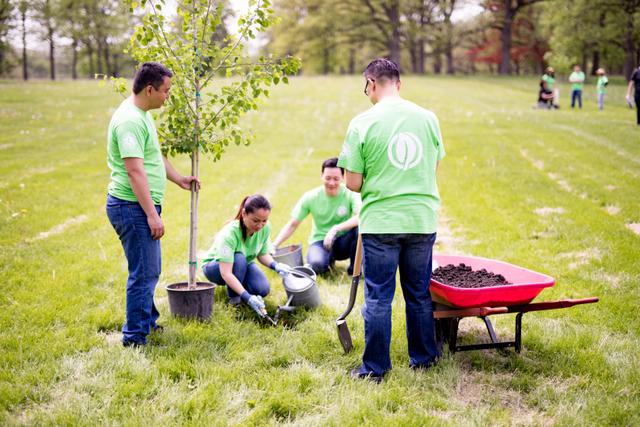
[336,319,353,353]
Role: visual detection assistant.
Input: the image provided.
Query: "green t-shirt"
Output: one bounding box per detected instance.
[569,71,585,91]
[542,74,555,90]
[107,97,166,205]
[202,220,271,264]
[291,185,361,244]
[597,76,608,94]
[338,97,445,234]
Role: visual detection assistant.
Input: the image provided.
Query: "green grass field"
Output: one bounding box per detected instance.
[1,75,638,426]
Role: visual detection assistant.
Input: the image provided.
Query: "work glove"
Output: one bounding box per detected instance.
[242,292,266,317]
[268,243,277,255]
[273,262,291,277]
[323,226,339,250]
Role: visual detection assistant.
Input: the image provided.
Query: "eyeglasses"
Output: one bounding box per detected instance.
[364,78,374,96]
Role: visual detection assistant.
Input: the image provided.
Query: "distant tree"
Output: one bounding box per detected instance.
[18,0,27,80]
[33,0,59,80]
[0,0,13,76]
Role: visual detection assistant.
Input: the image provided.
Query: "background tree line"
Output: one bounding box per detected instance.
[1,0,639,79]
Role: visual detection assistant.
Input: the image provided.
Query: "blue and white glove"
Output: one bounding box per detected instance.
[271,262,290,277]
[241,291,266,317]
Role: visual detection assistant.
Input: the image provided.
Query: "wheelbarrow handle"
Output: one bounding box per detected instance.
[337,234,363,322]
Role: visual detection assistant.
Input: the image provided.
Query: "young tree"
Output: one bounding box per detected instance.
[122,0,300,288]
[18,0,27,80]
[0,0,13,76]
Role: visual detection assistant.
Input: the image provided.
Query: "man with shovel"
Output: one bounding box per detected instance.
[338,58,445,382]
[105,62,200,347]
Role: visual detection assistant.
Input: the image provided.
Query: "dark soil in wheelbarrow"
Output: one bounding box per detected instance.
[432,263,512,288]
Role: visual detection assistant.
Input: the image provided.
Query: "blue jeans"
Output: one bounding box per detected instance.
[202,252,270,300]
[307,227,358,275]
[106,194,161,346]
[358,233,438,376]
[571,89,582,108]
[597,93,604,110]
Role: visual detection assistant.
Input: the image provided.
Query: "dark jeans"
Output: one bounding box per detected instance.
[202,252,270,300]
[635,93,640,124]
[106,194,161,346]
[358,233,438,377]
[571,89,583,108]
[307,227,358,275]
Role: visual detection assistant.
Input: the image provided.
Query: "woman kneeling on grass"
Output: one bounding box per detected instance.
[201,194,289,317]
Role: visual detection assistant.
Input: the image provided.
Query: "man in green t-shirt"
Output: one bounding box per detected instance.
[272,157,361,275]
[569,65,586,109]
[105,62,200,347]
[338,58,444,382]
[596,68,608,111]
[542,67,559,108]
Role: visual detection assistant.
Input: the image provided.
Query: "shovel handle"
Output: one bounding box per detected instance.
[337,234,362,322]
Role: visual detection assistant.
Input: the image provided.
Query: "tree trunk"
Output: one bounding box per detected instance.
[417,39,425,74]
[87,44,94,77]
[21,8,28,81]
[322,46,330,74]
[48,31,55,80]
[498,0,515,75]
[188,2,200,289]
[622,11,636,79]
[387,2,401,67]
[433,52,442,74]
[348,48,355,74]
[96,38,104,74]
[581,52,587,74]
[71,38,78,80]
[591,51,600,75]
[444,6,455,75]
[103,40,112,75]
[409,39,418,73]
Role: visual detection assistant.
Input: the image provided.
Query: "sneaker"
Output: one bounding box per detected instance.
[122,340,146,348]
[228,296,241,307]
[349,368,383,384]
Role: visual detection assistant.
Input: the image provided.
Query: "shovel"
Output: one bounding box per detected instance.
[335,233,363,353]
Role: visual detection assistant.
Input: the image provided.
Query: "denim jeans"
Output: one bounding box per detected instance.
[597,93,604,110]
[106,194,161,346]
[202,252,270,300]
[307,227,358,275]
[635,93,640,124]
[358,233,438,377]
[571,89,583,108]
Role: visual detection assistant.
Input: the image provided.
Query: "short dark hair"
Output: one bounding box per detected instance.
[132,62,173,94]
[321,157,344,175]
[363,58,400,83]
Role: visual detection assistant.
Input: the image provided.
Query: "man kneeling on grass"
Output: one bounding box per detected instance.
[272,157,361,275]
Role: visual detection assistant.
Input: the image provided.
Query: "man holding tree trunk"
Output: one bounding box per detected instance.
[105,62,200,347]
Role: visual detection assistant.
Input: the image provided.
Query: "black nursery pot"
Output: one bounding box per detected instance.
[166,282,215,320]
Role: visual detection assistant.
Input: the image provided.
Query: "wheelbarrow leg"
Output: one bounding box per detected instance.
[515,312,523,353]
[482,316,499,343]
[448,318,459,354]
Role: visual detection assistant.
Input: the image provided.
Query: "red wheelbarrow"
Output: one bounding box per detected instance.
[431,254,599,353]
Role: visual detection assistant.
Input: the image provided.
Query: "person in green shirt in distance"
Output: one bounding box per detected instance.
[272,157,361,275]
[338,58,445,382]
[201,195,289,316]
[569,64,586,109]
[105,62,200,347]
[542,66,559,109]
[596,68,608,111]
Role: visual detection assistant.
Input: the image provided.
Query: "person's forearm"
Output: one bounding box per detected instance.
[273,220,298,247]
[335,215,359,232]
[163,156,184,185]
[627,82,634,97]
[220,271,246,296]
[128,168,159,218]
[258,254,275,267]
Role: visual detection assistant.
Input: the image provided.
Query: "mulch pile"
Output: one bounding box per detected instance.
[432,263,512,288]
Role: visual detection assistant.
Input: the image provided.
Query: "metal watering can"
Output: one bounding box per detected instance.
[273,265,321,324]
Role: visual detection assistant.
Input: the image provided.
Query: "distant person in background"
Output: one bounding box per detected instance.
[537,80,554,109]
[271,157,361,275]
[596,68,608,111]
[542,67,559,108]
[569,65,585,109]
[626,65,640,125]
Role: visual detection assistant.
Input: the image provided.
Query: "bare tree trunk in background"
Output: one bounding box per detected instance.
[386,1,401,66]
[591,51,600,75]
[48,28,55,80]
[96,38,104,74]
[433,51,442,74]
[581,52,587,73]
[87,43,94,77]
[442,0,456,75]
[418,41,425,74]
[71,38,78,79]
[622,3,637,79]
[498,0,515,75]
[20,5,27,80]
[104,40,112,75]
[112,53,120,77]
[348,48,355,74]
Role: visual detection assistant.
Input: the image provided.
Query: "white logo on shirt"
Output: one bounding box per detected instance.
[387,132,423,170]
[220,245,233,258]
[337,205,348,216]
[122,133,138,151]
